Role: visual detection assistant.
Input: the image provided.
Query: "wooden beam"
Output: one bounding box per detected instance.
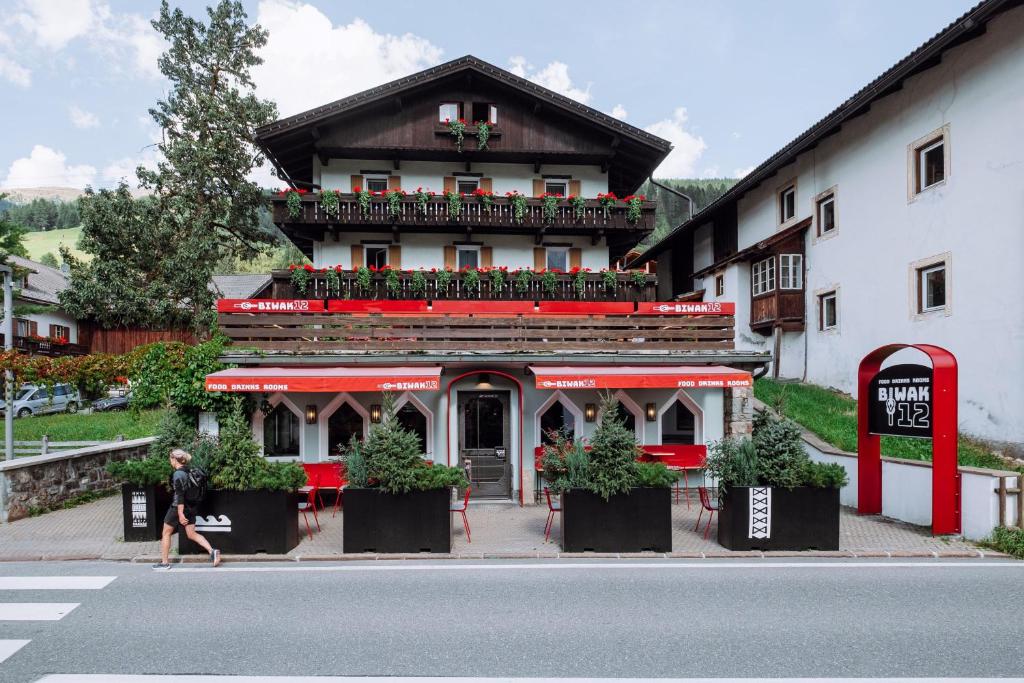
[465,159,472,173]
[392,157,400,170]
[392,225,400,243]
[534,160,541,174]
[592,229,604,246]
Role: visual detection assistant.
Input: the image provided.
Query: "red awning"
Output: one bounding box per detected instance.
[205,367,442,393]
[530,365,752,390]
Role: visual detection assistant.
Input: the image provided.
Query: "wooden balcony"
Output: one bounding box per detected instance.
[750,291,805,334]
[1,335,88,357]
[270,194,657,235]
[219,305,736,354]
[269,269,657,302]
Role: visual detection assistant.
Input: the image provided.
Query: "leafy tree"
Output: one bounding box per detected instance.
[59,0,279,334]
[0,194,28,262]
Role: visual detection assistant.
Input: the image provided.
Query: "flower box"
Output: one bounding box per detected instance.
[178,489,302,555]
[560,487,672,552]
[121,483,173,542]
[717,485,840,551]
[343,487,451,553]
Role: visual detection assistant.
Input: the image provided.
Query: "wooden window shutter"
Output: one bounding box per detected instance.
[29,320,38,337]
[568,180,581,197]
[532,179,545,197]
[479,177,493,192]
[569,248,582,270]
[388,245,402,268]
[388,176,401,190]
[443,176,456,193]
[350,175,363,192]
[443,245,456,270]
[480,247,493,269]
[350,244,363,269]
[534,247,546,270]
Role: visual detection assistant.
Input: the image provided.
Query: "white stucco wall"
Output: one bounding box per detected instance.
[704,6,1024,444]
[3,303,79,344]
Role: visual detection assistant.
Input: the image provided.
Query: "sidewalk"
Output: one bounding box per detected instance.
[0,493,1000,562]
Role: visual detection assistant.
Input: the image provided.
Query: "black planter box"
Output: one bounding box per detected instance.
[561,487,672,552]
[121,483,174,542]
[717,485,840,551]
[179,489,301,555]
[343,488,451,553]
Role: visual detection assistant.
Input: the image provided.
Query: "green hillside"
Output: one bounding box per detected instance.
[22,227,90,263]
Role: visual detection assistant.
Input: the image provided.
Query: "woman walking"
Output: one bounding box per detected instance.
[154,448,221,569]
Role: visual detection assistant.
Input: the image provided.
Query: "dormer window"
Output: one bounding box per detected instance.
[471,102,497,124]
[439,102,462,123]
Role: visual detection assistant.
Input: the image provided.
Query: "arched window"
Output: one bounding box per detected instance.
[328,402,364,456]
[263,403,300,456]
[661,401,696,445]
[396,401,428,454]
[612,401,636,434]
[540,401,576,445]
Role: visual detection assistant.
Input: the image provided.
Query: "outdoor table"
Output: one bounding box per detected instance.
[648,452,700,507]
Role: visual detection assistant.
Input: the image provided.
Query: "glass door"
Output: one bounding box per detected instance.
[458,391,511,499]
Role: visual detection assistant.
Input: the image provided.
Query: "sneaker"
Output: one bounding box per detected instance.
[211,549,221,567]
[152,563,172,569]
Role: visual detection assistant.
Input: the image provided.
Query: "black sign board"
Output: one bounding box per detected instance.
[867,363,933,439]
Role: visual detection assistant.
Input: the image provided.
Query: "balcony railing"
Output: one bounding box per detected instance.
[219,306,736,354]
[1,335,88,357]
[271,194,657,232]
[270,269,657,302]
[751,291,805,333]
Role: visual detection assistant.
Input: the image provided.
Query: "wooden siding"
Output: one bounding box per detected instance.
[78,324,196,355]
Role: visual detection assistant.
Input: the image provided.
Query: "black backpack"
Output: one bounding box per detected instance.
[183,466,208,504]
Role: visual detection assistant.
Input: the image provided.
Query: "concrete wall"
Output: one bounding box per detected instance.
[0,437,155,523]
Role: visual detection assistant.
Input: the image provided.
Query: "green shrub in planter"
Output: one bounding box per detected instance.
[208,400,306,492]
[107,456,173,488]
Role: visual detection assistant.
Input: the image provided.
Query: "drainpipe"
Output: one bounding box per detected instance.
[0,264,11,522]
[647,178,694,221]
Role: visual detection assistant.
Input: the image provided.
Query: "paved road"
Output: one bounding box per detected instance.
[0,559,1022,682]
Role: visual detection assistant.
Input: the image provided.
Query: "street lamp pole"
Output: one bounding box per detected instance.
[0,265,11,462]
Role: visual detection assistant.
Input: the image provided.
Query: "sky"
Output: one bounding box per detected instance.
[0,0,978,191]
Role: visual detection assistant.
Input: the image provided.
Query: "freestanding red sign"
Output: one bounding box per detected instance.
[857,344,959,535]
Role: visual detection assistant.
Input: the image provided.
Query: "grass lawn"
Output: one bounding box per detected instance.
[0,408,166,445]
[22,226,89,263]
[754,378,1014,472]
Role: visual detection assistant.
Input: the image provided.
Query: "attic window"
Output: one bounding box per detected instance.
[439,102,462,123]
[471,102,497,124]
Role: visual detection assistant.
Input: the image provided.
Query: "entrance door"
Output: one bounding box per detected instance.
[458,391,512,499]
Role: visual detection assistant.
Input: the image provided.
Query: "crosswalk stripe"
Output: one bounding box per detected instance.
[0,603,79,621]
[30,677,1024,682]
[0,577,116,591]
[0,640,29,665]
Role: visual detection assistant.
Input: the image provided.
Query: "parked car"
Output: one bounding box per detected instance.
[1,384,81,418]
[92,392,131,412]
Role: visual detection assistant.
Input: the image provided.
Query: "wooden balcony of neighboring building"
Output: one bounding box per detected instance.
[1,335,88,357]
[217,300,737,355]
[750,290,806,334]
[267,269,658,303]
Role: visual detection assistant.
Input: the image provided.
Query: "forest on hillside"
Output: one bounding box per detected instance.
[637,177,739,250]
[0,196,81,231]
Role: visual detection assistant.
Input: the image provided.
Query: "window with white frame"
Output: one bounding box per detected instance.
[50,324,70,341]
[817,193,836,235]
[918,263,946,313]
[916,138,945,193]
[779,254,803,290]
[456,245,480,270]
[546,246,568,272]
[364,175,389,193]
[438,102,460,123]
[456,178,479,194]
[715,273,725,297]
[819,291,838,330]
[364,244,388,269]
[544,180,568,196]
[779,185,796,223]
[751,257,775,296]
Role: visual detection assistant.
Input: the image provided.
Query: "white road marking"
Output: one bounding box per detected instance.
[0,576,116,590]
[0,639,29,664]
[165,560,1022,574]
[0,603,79,620]
[30,676,1024,682]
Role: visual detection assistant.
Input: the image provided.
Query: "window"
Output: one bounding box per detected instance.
[540,402,576,446]
[545,247,568,272]
[780,185,796,223]
[14,319,36,337]
[327,402,364,456]
[52,385,67,397]
[918,264,946,313]
[264,403,300,457]
[456,245,479,270]
[611,402,636,434]
[50,324,70,341]
[916,138,945,193]
[396,402,428,454]
[817,194,836,235]
[439,102,460,122]
[364,175,389,193]
[779,254,803,290]
[819,291,837,331]
[544,180,568,196]
[715,274,725,297]
[456,178,478,194]
[471,102,497,124]
[463,394,504,450]
[751,257,776,296]
[661,401,696,445]
[364,244,388,269]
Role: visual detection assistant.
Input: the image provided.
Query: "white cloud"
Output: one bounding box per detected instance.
[253,0,444,117]
[733,165,755,178]
[507,56,591,104]
[1,145,97,189]
[69,105,100,129]
[644,107,707,178]
[15,0,94,49]
[610,104,628,120]
[0,54,30,87]
[700,166,721,179]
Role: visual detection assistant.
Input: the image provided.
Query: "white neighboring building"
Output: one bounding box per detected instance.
[1,255,81,353]
[633,0,1024,450]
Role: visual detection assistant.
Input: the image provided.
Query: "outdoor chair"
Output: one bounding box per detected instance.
[450,487,472,543]
[543,487,561,543]
[298,486,321,540]
[695,486,719,540]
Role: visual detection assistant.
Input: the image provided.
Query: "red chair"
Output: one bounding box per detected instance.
[543,487,561,543]
[298,486,321,540]
[695,486,719,540]
[450,487,472,542]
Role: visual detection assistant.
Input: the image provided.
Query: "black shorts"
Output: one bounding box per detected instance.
[163,505,197,528]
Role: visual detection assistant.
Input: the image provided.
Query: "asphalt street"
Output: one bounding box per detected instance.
[0,559,1022,682]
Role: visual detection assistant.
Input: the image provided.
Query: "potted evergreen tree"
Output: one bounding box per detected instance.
[707,411,848,551]
[343,394,468,553]
[108,454,174,542]
[543,395,675,552]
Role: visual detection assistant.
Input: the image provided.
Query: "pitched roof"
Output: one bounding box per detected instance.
[8,255,68,305]
[210,274,272,300]
[629,0,1018,266]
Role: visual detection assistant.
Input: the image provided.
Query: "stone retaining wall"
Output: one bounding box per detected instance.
[0,437,155,522]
